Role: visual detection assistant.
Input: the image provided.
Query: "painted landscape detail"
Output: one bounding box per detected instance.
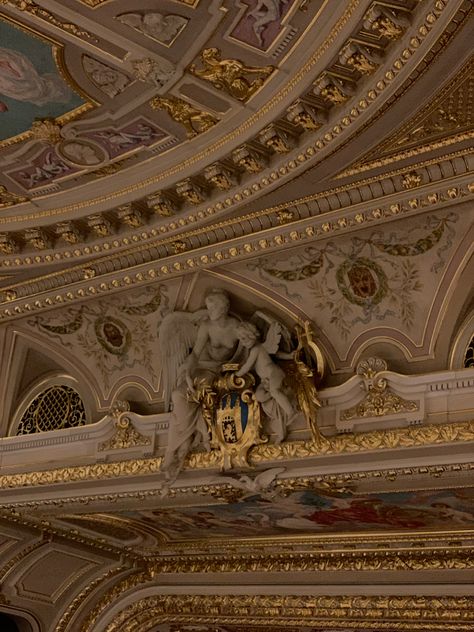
[0,19,84,141]
[120,487,474,540]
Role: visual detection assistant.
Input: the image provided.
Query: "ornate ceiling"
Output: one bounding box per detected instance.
[0,0,473,631]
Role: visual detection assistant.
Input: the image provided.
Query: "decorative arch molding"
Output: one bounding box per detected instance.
[449,310,474,370]
[108,378,161,409]
[0,607,40,632]
[9,374,88,437]
[78,588,474,632]
[0,328,103,436]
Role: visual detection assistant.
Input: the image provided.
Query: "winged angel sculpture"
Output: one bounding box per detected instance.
[159,288,322,480]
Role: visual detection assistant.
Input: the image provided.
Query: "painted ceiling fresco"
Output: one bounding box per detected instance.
[0,0,326,196]
[0,18,84,141]
[56,486,474,544]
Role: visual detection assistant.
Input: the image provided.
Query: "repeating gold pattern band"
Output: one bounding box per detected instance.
[0,419,473,489]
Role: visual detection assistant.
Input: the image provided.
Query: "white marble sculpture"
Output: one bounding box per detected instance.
[117,12,187,45]
[236,320,296,438]
[159,289,295,480]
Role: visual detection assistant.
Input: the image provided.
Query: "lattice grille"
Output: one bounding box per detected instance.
[464,335,474,369]
[16,386,86,435]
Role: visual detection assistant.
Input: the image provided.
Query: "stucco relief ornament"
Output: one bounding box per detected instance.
[189,47,274,101]
[116,12,188,46]
[159,289,323,479]
[150,95,218,137]
[99,400,151,451]
[132,57,176,88]
[340,357,419,421]
[82,56,131,99]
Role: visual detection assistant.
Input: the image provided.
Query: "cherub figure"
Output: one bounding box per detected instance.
[236,321,295,421]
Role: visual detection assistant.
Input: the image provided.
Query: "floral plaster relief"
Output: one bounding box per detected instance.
[22,281,181,399]
[225,212,470,357]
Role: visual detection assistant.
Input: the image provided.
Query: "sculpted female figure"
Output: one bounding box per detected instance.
[159,289,241,480]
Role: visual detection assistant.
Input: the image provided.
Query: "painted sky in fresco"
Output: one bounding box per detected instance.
[118,486,474,541]
[0,18,85,141]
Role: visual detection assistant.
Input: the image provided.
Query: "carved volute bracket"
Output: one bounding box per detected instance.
[340,357,419,423]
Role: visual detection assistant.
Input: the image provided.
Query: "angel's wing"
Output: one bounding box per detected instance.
[254,467,286,489]
[117,13,143,29]
[262,321,282,355]
[159,309,207,410]
[164,15,187,30]
[251,310,292,352]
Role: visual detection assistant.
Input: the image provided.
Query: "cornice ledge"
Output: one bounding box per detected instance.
[0,418,473,490]
[0,175,472,322]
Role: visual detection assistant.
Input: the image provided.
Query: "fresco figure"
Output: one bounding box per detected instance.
[0,46,72,106]
[249,0,290,44]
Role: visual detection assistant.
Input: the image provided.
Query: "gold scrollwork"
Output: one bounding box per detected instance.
[0,186,28,209]
[80,592,474,632]
[340,357,419,421]
[2,419,474,488]
[150,95,218,138]
[99,417,151,451]
[1,0,96,40]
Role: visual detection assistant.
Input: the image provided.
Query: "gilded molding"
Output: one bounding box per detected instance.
[0,0,464,269]
[0,539,45,583]
[0,510,137,559]
[1,0,448,224]
[3,462,473,512]
[80,592,474,632]
[1,0,96,40]
[98,417,151,451]
[1,419,474,489]
[343,56,474,176]
[0,186,28,209]
[55,565,131,632]
[0,178,472,321]
[146,547,474,574]
[340,357,419,421]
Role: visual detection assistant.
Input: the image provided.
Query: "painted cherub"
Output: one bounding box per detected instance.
[236,321,294,418]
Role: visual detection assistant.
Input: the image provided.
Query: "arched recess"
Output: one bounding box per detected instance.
[0,327,103,436]
[111,380,159,415]
[0,607,40,632]
[449,309,474,369]
[8,374,88,436]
